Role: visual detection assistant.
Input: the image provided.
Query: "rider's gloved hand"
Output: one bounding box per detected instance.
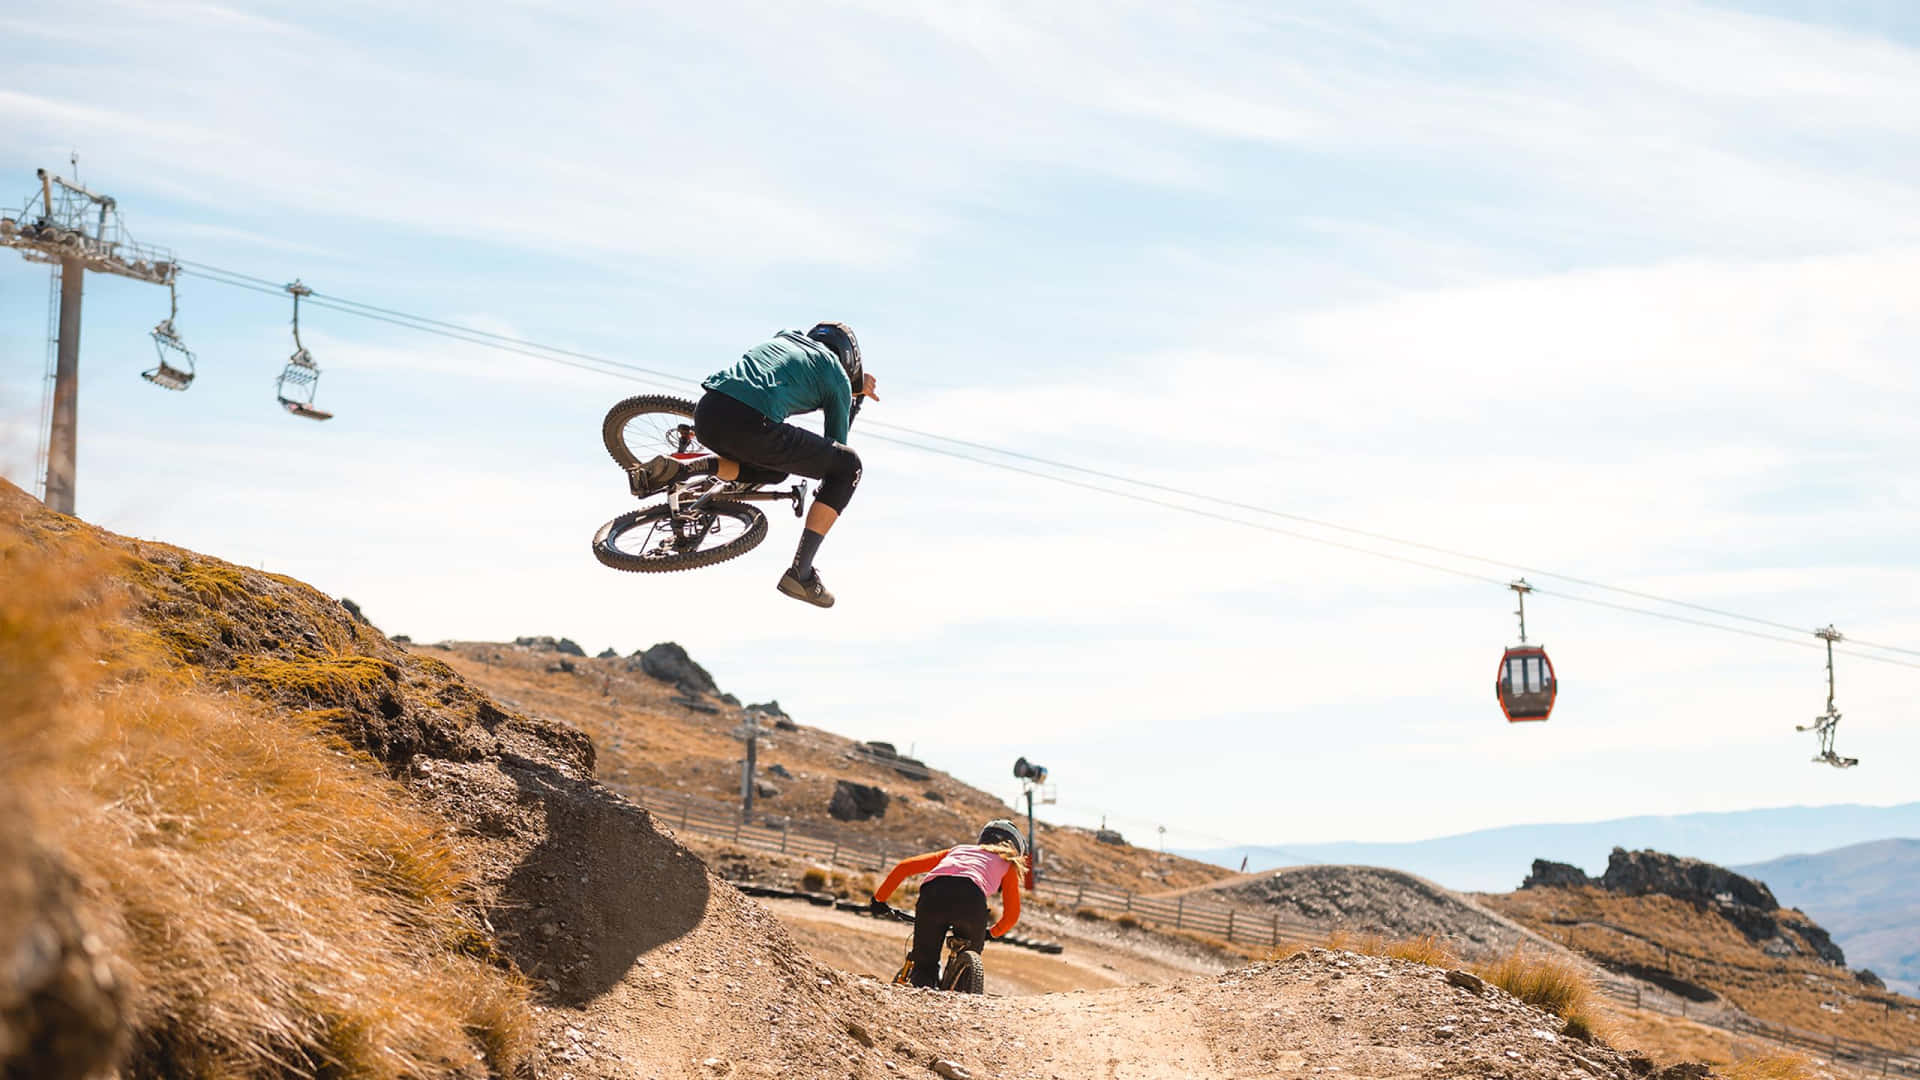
[868,896,890,916]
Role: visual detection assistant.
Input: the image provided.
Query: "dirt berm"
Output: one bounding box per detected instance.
[0,483,1687,1079]
[1160,864,1561,963]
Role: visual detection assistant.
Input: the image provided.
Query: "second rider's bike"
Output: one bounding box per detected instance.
[872,901,985,994]
[592,394,807,573]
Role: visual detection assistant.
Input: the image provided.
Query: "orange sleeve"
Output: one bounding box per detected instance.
[989,868,1021,938]
[872,848,950,903]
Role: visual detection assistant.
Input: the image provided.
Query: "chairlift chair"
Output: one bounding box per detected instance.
[1796,627,1858,768]
[1497,580,1557,723]
[276,280,333,420]
[142,282,195,391]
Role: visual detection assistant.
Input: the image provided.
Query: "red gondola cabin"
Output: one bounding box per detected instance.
[1497,645,1556,722]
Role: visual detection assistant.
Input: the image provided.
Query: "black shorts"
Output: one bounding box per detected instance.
[695,389,862,514]
[694,389,839,480]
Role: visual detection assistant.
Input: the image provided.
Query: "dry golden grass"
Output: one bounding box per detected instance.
[1319,929,1460,968]
[1717,1052,1818,1080]
[1474,949,1611,1044]
[2,508,533,1078]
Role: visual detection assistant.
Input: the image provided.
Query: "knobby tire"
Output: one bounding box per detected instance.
[602,394,698,471]
[592,500,767,573]
[942,950,984,994]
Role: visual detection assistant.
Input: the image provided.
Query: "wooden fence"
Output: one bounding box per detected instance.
[624,784,1919,1076]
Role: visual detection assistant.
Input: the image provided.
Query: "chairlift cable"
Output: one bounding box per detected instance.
[172,261,1920,669]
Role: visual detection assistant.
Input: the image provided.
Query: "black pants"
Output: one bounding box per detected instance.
[910,875,989,989]
[693,389,863,514]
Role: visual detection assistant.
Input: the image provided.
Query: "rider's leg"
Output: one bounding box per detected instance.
[787,445,860,579]
[910,877,981,988]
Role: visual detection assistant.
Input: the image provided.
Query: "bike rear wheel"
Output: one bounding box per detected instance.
[592,498,767,572]
[941,950,984,994]
[602,394,701,471]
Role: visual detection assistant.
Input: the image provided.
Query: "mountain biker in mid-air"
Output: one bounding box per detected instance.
[869,820,1028,988]
[629,323,877,608]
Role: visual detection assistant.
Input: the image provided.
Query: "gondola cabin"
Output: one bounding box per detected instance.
[1497,645,1556,722]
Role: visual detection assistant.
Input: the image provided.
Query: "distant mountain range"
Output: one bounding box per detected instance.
[1181,801,1920,893]
[1737,838,1920,996]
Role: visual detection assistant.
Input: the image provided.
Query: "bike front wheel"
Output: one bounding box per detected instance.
[602,394,701,471]
[592,499,767,573]
[941,950,984,994]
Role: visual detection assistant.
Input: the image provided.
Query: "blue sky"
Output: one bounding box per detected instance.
[4,1,1917,854]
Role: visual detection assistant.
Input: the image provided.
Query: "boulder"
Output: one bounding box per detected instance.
[596,647,618,659]
[754,781,780,799]
[750,701,798,730]
[513,635,583,656]
[828,780,889,822]
[1856,969,1886,990]
[766,763,793,780]
[1521,859,1594,890]
[631,643,719,695]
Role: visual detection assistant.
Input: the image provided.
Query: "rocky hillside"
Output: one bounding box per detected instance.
[1486,848,1920,1051]
[424,636,1232,893]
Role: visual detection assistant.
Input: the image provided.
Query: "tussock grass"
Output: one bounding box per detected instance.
[1718,1052,1816,1080]
[2,514,533,1077]
[1315,930,1459,969]
[1474,949,1610,1044]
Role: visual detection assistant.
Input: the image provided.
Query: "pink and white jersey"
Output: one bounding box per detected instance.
[923,844,1013,897]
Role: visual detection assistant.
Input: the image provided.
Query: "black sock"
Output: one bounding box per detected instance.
[791,529,825,578]
[687,456,718,476]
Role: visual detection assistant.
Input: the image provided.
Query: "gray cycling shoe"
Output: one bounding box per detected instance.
[628,454,687,497]
[777,567,835,608]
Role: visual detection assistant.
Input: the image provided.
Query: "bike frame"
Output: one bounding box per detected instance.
[666,475,808,519]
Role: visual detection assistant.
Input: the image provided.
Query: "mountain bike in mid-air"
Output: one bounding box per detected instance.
[591,394,809,573]
[871,901,985,994]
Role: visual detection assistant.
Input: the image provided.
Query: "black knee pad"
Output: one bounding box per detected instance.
[816,445,862,513]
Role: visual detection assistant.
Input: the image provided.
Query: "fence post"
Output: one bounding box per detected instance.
[1074,881,1086,907]
[732,816,743,843]
[1176,896,1185,930]
[1226,908,1235,942]
[680,796,691,831]
[780,818,790,853]
[1271,915,1278,948]
[1125,892,1133,914]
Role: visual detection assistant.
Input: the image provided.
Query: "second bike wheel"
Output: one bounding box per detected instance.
[602,394,701,471]
[941,950,984,994]
[593,499,767,573]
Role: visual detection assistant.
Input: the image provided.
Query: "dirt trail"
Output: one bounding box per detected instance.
[762,897,1224,997]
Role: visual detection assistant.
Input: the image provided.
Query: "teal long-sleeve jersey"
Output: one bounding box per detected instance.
[701,330,855,443]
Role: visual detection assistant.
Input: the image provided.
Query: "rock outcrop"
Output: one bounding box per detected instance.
[1525,848,1846,967]
[1522,859,1595,889]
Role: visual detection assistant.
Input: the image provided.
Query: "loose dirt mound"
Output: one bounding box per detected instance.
[1195,864,1547,961]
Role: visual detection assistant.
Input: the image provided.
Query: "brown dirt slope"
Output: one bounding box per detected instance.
[1486,884,1920,1053]
[429,639,1231,893]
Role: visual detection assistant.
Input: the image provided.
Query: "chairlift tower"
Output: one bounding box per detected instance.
[1,163,177,515]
